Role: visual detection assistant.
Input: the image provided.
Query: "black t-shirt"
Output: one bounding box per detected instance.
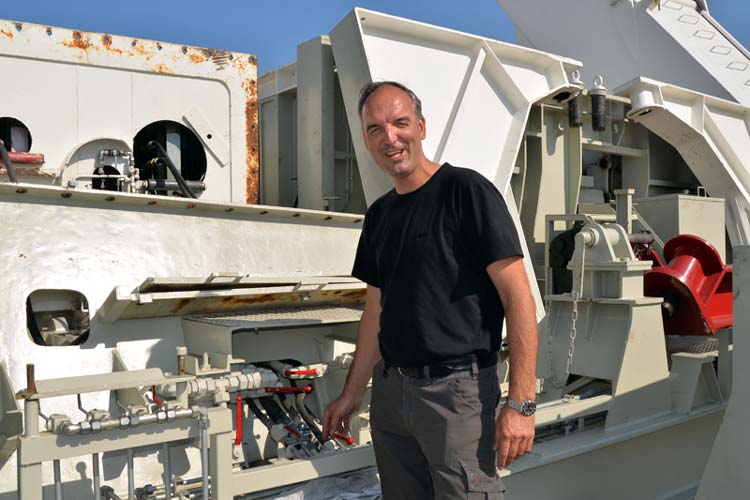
[352,163,523,367]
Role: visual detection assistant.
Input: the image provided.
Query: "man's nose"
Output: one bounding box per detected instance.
[384,124,398,144]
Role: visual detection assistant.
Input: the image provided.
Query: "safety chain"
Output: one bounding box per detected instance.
[564,237,586,386]
[548,233,587,390]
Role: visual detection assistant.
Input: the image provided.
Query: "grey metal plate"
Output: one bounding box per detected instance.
[186,304,364,331]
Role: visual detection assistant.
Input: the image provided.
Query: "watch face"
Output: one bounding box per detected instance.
[522,401,537,416]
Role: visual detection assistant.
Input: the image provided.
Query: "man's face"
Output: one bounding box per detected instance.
[360,86,426,179]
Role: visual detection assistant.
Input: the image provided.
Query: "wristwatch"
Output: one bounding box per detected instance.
[507,398,537,417]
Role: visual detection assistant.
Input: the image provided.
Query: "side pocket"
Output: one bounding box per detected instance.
[460,460,506,500]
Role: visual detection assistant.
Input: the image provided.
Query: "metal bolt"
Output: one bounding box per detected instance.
[46,28,52,36]
[15,24,22,32]
[130,414,141,427]
[91,420,102,433]
[26,364,36,394]
[119,416,130,428]
[79,421,92,435]
[157,411,167,424]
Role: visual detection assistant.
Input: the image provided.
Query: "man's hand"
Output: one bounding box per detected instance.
[495,405,535,468]
[322,390,364,439]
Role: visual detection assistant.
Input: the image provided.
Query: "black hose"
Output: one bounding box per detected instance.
[146,141,197,199]
[0,140,19,184]
[296,392,325,445]
[246,398,273,428]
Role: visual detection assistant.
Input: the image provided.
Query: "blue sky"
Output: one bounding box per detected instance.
[2,1,748,74]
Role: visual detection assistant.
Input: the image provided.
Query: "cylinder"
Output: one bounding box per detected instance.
[568,93,583,128]
[590,75,608,132]
[53,460,64,500]
[127,449,135,500]
[92,454,100,500]
[163,444,172,500]
[591,93,606,132]
[200,409,210,500]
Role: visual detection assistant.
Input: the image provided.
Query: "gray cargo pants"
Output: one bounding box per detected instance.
[370,360,505,500]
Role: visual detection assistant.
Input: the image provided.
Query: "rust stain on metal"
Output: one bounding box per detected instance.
[171,298,192,314]
[339,289,367,302]
[219,293,300,306]
[101,34,122,54]
[200,48,231,69]
[150,63,174,74]
[0,165,54,178]
[129,41,154,61]
[62,31,92,50]
[189,53,206,64]
[0,29,12,39]
[242,76,260,205]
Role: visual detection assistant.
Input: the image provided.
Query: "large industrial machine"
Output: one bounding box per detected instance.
[0,1,747,498]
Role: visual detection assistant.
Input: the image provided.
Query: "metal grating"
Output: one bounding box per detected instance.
[186,304,364,330]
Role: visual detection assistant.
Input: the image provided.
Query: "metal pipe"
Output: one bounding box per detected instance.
[146,141,197,199]
[60,408,196,436]
[0,139,19,183]
[163,443,172,500]
[77,393,88,416]
[92,453,101,500]
[199,409,210,500]
[127,449,135,500]
[53,459,64,500]
[234,395,243,446]
[295,392,325,444]
[629,233,655,245]
[24,399,40,437]
[26,363,36,394]
[177,346,186,376]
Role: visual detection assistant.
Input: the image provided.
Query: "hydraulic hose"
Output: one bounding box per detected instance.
[0,140,19,183]
[295,391,325,444]
[146,141,197,199]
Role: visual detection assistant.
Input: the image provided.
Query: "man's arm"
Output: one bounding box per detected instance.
[322,285,382,439]
[486,256,538,468]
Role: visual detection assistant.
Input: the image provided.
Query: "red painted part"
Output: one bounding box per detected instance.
[151,386,165,407]
[265,385,313,394]
[234,395,243,446]
[644,234,732,335]
[284,369,318,377]
[284,425,301,439]
[0,152,45,165]
[334,433,355,445]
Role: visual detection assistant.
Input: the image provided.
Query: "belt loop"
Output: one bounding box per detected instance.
[470,354,479,379]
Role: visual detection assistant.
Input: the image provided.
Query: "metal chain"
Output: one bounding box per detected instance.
[562,235,587,389]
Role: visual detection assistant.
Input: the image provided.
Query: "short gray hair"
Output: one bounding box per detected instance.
[357,81,423,119]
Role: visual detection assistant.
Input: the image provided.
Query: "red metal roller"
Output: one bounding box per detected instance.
[643,234,732,335]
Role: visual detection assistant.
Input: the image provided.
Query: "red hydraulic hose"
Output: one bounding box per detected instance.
[151,386,164,407]
[234,395,243,446]
[284,369,318,377]
[265,385,313,394]
[334,433,355,446]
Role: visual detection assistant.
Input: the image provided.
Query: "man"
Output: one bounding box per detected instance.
[322,81,538,499]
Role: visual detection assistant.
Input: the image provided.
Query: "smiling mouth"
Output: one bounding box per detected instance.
[385,149,405,158]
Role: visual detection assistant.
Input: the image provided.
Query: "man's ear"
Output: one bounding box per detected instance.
[419,116,426,140]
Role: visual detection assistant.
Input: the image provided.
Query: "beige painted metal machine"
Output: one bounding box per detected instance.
[0,2,748,499]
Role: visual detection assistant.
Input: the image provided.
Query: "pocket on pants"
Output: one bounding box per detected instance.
[460,460,505,500]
